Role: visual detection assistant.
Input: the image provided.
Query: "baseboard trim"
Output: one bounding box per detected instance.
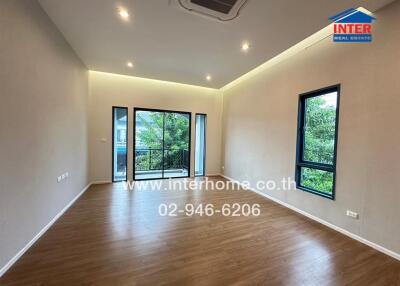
[205,173,221,177]
[220,174,400,261]
[91,180,112,184]
[0,182,92,278]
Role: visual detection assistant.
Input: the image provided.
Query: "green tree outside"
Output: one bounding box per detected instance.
[301,94,337,194]
[135,112,190,171]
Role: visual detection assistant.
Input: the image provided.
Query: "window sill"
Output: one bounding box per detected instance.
[296,185,335,200]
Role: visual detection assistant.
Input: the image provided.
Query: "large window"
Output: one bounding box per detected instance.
[295,85,340,199]
[195,114,206,176]
[112,107,128,182]
[134,108,191,180]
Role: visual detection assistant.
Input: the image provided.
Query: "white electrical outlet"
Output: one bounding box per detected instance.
[346,210,359,219]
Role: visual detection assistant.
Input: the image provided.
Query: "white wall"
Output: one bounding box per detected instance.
[89,71,222,182]
[221,1,400,254]
[0,0,89,270]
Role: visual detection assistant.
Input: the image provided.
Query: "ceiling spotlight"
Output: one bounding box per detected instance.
[127,61,134,68]
[241,42,250,52]
[118,8,129,20]
[206,75,212,81]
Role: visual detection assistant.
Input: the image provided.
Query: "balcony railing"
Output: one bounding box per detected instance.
[135,148,189,172]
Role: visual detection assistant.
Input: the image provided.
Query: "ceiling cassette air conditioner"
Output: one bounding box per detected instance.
[176,0,248,22]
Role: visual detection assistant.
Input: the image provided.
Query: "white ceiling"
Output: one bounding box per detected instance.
[39,0,393,88]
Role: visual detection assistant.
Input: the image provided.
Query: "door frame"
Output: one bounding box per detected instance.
[133,107,192,181]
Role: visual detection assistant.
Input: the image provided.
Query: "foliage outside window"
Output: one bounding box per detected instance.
[135,110,190,174]
[295,85,340,199]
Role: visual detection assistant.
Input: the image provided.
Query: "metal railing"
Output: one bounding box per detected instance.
[135,148,189,171]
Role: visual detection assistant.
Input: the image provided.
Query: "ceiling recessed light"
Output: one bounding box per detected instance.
[118,8,129,20]
[241,42,250,52]
[206,75,212,81]
[127,61,134,68]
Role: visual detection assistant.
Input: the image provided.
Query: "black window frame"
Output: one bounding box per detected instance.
[112,106,128,182]
[295,84,341,200]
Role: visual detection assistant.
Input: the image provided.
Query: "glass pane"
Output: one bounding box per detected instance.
[163,112,190,178]
[303,92,338,165]
[195,114,206,176]
[135,111,164,180]
[113,108,127,181]
[300,167,334,195]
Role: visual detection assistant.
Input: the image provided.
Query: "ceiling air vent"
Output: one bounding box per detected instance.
[177,0,248,21]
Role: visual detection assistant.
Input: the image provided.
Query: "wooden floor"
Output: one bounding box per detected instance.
[1,177,399,286]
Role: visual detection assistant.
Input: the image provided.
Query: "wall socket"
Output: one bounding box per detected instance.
[346,210,359,219]
[57,172,69,183]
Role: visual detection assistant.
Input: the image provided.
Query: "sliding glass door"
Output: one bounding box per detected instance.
[163,112,190,178]
[195,114,206,176]
[135,110,164,179]
[134,108,191,180]
[112,107,128,182]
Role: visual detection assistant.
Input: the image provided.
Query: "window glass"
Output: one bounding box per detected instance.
[296,86,340,199]
[113,107,128,182]
[300,167,334,195]
[303,92,337,165]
